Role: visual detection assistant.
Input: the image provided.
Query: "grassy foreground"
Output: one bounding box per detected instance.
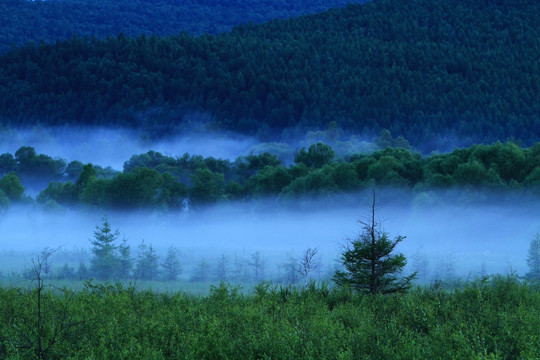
[0,276,538,359]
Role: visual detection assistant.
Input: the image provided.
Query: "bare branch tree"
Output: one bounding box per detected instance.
[4,246,85,360]
[298,248,321,286]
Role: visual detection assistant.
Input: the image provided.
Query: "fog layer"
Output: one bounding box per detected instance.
[0,196,537,279]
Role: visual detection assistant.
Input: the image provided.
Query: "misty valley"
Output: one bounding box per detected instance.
[0,126,539,287]
[1,0,540,357]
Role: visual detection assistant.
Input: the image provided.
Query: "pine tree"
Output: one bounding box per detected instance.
[118,238,133,279]
[525,233,540,281]
[248,251,266,282]
[90,216,121,280]
[135,240,159,280]
[161,246,181,281]
[334,191,416,294]
[214,253,229,281]
[190,258,210,282]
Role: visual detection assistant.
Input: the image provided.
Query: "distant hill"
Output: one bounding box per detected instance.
[0,0,367,53]
[0,0,539,151]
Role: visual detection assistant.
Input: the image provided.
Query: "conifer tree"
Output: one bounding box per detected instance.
[525,233,540,281]
[334,191,416,294]
[161,246,181,281]
[135,240,159,280]
[118,238,133,279]
[90,216,121,280]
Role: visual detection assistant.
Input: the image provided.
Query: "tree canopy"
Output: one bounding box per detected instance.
[0,0,539,150]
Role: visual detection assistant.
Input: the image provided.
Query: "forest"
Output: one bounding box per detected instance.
[0,0,367,53]
[1,138,540,211]
[0,0,539,151]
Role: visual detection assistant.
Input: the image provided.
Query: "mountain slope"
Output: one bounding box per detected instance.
[0,0,366,53]
[0,0,539,150]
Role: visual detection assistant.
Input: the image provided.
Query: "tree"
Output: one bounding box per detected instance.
[190,258,210,282]
[334,191,416,294]
[135,240,160,281]
[410,247,430,283]
[294,143,335,168]
[161,246,181,281]
[190,168,225,205]
[297,248,321,286]
[281,251,299,285]
[90,216,121,280]
[118,238,133,279]
[214,253,230,281]
[0,173,24,201]
[248,251,266,282]
[525,234,540,281]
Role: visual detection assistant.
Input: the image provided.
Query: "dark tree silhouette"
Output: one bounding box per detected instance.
[334,191,416,294]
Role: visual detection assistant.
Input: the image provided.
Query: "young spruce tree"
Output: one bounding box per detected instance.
[525,233,540,281]
[334,191,416,294]
[90,216,121,280]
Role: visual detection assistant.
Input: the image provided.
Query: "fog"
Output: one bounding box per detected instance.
[0,125,378,170]
[0,194,537,283]
[0,126,537,285]
[0,126,261,170]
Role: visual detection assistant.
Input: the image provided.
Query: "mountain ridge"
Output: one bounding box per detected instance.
[0,0,539,151]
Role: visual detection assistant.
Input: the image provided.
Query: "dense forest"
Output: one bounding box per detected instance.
[1,139,540,211]
[0,0,539,151]
[0,0,366,53]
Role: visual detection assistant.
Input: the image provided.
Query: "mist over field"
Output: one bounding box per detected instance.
[0,125,381,173]
[0,126,262,170]
[0,193,537,281]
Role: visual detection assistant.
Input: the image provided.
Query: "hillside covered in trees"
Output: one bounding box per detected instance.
[0,0,366,53]
[1,0,539,151]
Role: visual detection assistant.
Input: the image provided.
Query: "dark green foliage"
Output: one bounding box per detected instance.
[334,193,416,294]
[0,153,16,174]
[1,0,539,149]
[294,143,335,168]
[0,0,364,52]
[0,276,538,359]
[0,140,537,210]
[190,168,225,205]
[90,217,121,280]
[0,173,23,201]
[525,234,540,281]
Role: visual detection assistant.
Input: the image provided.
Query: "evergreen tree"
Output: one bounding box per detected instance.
[214,253,229,281]
[334,192,416,294]
[77,262,90,280]
[190,258,210,282]
[135,240,159,280]
[118,238,133,279]
[161,246,181,281]
[248,251,266,283]
[525,234,540,281]
[90,216,121,280]
[281,251,299,285]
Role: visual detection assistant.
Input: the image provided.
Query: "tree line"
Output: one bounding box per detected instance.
[0,0,539,150]
[2,140,540,210]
